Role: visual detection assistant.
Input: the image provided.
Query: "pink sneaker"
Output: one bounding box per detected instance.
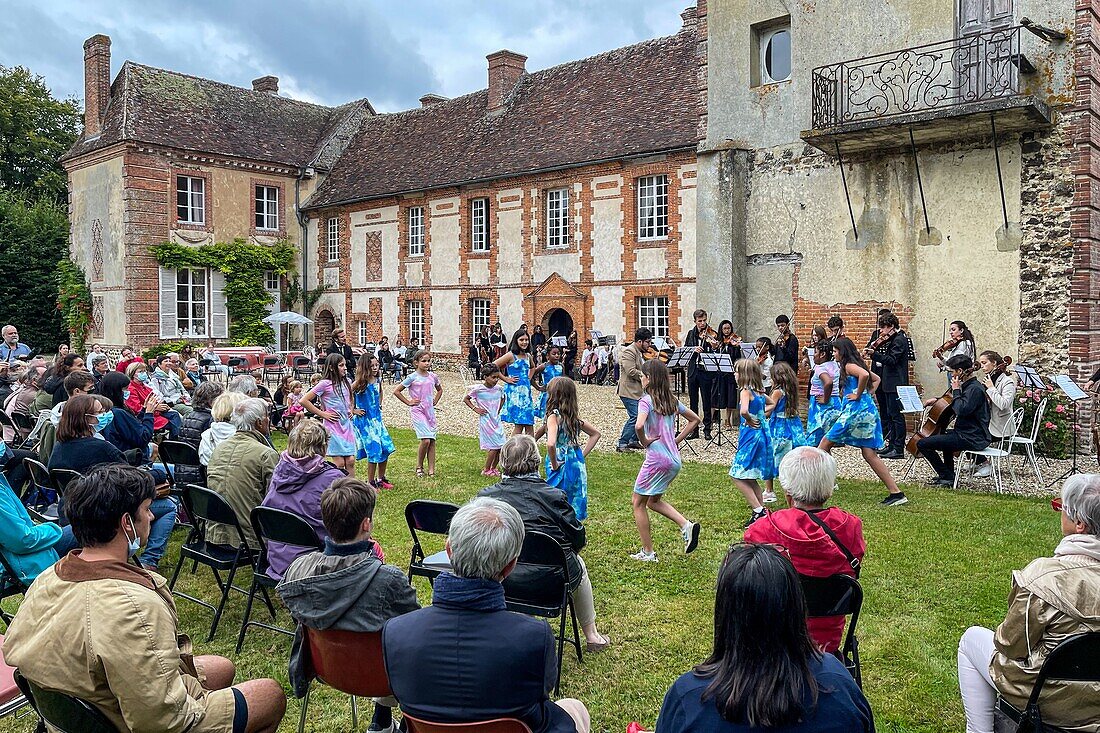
[378,479,395,490]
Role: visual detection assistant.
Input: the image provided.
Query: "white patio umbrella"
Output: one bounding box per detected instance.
[263,311,313,350]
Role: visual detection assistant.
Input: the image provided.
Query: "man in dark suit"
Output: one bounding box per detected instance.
[866,311,910,459]
[326,328,357,372]
[773,314,800,373]
[683,309,715,441]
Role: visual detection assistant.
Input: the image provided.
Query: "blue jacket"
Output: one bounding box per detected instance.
[103,407,155,453]
[0,474,61,584]
[382,573,575,733]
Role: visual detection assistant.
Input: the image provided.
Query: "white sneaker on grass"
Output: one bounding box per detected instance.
[763,490,777,504]
[681,522,701,554]
[630,549,658,562]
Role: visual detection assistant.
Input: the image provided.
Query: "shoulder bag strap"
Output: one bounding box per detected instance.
[799,509,861,576]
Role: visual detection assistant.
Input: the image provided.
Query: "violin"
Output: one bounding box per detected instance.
[863,330,891,357]
[699,325,720,350]
[932,335,962,359]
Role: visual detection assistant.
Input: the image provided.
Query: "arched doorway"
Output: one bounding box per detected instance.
[543,308,573,340]
[314,309,335,350]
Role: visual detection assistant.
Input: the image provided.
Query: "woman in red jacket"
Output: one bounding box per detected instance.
[124,361,182,438]
[743,445,865,652]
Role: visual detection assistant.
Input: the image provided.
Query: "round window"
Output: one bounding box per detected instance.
[764,29,791,83]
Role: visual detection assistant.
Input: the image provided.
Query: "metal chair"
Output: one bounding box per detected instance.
[9,413,37,450]
[994,632,1100,733]
[955,407,1025,493]
[227,357,249,377]
[292,356,315,381]
[799,573,864,688]
[158,439,204,492]
[48,469,82,498]
[297,628,392,733]
[403,713,533,733]
[404,500,459,587]
[199,358,225,385]
[14,670,119,733]
[502,531,583,696]
[22,458,59,524]
[261,355,283,389]
[1009,397,1048,485]
[0,636,30,720]
[235,506,322,653]
[167,484,266,641]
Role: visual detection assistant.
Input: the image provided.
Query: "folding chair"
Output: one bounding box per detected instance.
[199,358,224,385]
[22,458,59,524]
[261,355,283,390]
[956,406,1025,493]
[994,632,1100,733]
[235,506,322,653]
[9,413,36,450]
[48,469,82,498]
[298,628,391,733]
[0,553,28,630]
[292,356,315,382]
[799,573,864,688]
[403,714,533,733]
[0,412,22,451]
[14,670,119,733]
[1009,397,1048,485]
[227,357,249,377]
[0,636,30,720]
[158,439,204,493]
[405,500,458,586]
[502,531,582,696]
[167,484,267,641]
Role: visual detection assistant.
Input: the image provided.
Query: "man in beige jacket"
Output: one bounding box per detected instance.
[206,397,278,549]
[3,464,286,732]
[615,328,652,452]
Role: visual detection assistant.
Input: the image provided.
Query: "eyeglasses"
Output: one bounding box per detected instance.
[1051,498,1063,512]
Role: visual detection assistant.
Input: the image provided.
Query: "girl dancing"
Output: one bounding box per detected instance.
[544,378,600,521]
[494,329,536,436]
[300,354,356,475]
[351,355,395,489]
[729,358,776,528]
[393,349,443,477]
[463,363,506,476]
[765,361,807,501]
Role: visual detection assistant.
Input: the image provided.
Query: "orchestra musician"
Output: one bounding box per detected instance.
[801,325,828,375]
[713,320,743,429]
[826,315,845,340]
[934,320,976,377]
[755,337,775,390]
[683,309,720,441]
[974,350,1018,479]
[864,312,910,459]
[773,315,800,374]
[916,354,991,486]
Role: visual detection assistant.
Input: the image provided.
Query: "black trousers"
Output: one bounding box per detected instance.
[877,389,906,449]
[688,371,713,431]
[917,431,981,479]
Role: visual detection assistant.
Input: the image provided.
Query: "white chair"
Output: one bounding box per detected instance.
[955,406,1025,494]
[1009,397,1047,485]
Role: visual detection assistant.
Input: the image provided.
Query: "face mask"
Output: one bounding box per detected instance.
[122,514,141,556]
[137,372,149,383]
[122,389,131,401]
[94,412,114,432]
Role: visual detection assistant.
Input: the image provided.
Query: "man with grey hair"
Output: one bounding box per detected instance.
[744,446,865,652]
[383,497,591,733]
[0,325,30,363]
[958,473,1100,733]
[206,397,278,548]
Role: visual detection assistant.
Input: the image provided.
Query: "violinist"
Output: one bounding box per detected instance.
[755,337,775,390]
[801,325,828,374]
[865,312,910,459]
[974,351,1018,479]
[826,315,845,340]
[683,309,719,441]
[713,320,743,429]
[917,354,991,486]
[934,320,976,377]
[773,315,800,374]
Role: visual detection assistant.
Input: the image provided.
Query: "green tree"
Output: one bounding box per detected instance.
[0,190,69,350]
[0,65,82,203]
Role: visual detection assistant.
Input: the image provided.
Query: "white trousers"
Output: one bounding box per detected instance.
[958,625,997,733]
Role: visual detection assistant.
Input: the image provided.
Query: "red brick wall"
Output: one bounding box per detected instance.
[122,148,171,348]
[1071,0,1100,384]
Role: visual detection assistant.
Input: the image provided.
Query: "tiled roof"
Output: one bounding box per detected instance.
[62,63,372,168]
[303,26,698,210]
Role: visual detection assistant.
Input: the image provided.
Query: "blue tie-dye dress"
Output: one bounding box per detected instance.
[545,409,588,520]
[729,390,777,480]
[501,356,535,426]
[824,375,885,449]
[535,362,564,419]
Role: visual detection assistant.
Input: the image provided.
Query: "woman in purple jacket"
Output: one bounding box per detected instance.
[260,420,346,580]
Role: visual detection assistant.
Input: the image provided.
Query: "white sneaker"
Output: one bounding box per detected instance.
[630,549,658,563]
[762,490,778,504]
[682,522,701,554]
[974,463,993,478]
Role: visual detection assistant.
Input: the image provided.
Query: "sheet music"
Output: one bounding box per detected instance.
[897,385,923,413]
[589,330,604,340]
[805,347,814,362]
[652,337,669,351]
[739,344,757,360]
[550,336,567,347]
[712,353,735,373]
[1012,364,1045,389]
[666,346,694,369]
[1053,374,1089,402]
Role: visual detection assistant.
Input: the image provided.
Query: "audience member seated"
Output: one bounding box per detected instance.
[153,354,194,416]
[200,392,247,466]
[100,371,157,459]
[478,435,610,651]
[655,543,873,732]
[181,382,224,447]
[114,345,140,374]
[90,354,110,390]
[0,325,31,362]
[383,497,591,733]
[957,474,1100,733]
[0,471,77,585]
[260,421,347,580]
[126,360,181,437]
[2,464,286,733]
[185,358,205,386]
[48,393,128,474]
[37,353,85,409]
[743,446,866,652]
[248,369,275,402]
[278,477,418,732]
[273,375,295,406]
[206,398,278,550]
[36,371,96,470]
[3,364,44,436]
[201,341,231,378]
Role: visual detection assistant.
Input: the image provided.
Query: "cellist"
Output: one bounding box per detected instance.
[917,354,992,486]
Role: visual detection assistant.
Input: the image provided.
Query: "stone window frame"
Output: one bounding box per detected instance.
[752,17,792,87]
[408,206,425,257]
[636,174,670,241]
[249,178,287,237]
[171,169,213,233]
[470,197,491,253]
[407,299,425,344]
[326,217,340,262]
[636,295,670,339]
[545,187,571,249]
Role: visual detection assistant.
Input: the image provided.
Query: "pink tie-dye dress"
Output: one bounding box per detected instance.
[633,395,688,496]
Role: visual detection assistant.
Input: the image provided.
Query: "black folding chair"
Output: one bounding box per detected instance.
[22,458,59,524]
[0,552,28,629]
[405,500,458,586]
[502,531,583,696]
[199,358,224,385]
[48,469,81,498]
[799,573,863,688]
[227,357,249,377]
[9,413,37,450]
[261,355,283,389]
[292,356,315,381]
[167,484,268,641]
[235,506,323,653]
[158,439,204,492]
[994,632,1100,733]
[14,670,120,733]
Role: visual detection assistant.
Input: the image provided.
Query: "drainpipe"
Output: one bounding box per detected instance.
[295,169,309,348]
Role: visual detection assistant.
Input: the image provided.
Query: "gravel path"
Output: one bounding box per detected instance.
[381,371,1075,497]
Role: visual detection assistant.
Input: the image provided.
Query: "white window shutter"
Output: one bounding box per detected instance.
[159,266,177,339]
[211,270,228,339]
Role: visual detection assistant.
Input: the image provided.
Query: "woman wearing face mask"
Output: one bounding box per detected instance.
[125,361,181,438]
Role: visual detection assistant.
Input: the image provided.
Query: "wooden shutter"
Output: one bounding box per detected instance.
[211,270,228,339]
[159,266,177,339]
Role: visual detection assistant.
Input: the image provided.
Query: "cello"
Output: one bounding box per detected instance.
[905,390,954,456]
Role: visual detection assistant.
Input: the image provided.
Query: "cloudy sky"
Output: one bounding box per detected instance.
[1,0,689,112]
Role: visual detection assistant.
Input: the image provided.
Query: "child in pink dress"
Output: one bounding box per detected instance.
[393,350,443,477]
[463,364,506,476]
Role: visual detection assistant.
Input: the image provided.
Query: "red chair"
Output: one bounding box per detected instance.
[403,713,533,733]
[0,635,30,720]
[298,627,391,733]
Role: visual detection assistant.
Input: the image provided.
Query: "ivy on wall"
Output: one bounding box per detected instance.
[151,238,296,346]
[55,259,93,353]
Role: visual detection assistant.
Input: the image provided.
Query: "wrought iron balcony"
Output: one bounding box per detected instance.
[803,26,1051,153]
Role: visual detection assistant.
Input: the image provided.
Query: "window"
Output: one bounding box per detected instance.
[637,175,669,240]
[637,296,670,339]
[358,319,368,345]
[471,298,491,336]
[471,198,490,252]
[326,218,339,262]
[176,268,208,337]
[759,25,791,84]
[264,270,280,290]
[407,300,425,344]
[408,206,424,256]
[255,185,279,230]
[546,188,570,248]
[176,175,205,225]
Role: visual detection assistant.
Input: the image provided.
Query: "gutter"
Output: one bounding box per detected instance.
[295,168,310,346]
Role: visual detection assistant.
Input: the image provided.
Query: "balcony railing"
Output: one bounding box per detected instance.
[811,26,1031,130]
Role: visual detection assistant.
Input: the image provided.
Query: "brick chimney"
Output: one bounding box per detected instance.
[419,93,448,108]
[252,75,279,94]
[680,6,698,30]
[83,34,111,137]
[486,50,526,113]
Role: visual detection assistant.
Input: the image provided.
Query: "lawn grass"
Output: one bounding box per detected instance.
[1,429,1059,733]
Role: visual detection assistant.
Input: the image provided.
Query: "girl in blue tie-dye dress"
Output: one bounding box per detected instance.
[393,350,443,478]
[351,355,396,490]
[806,341,843,446]
[531,344,564,419]
[544,378,600,521]
[729,358,776,528]
[494,329,535,435]
[765,361,807,499]
[630,360,701,562]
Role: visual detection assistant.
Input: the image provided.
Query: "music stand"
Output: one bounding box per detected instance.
[550,336,568,348]
[740,343,758,361]
[666,347,698,455]
[700,352,734,448]
[897,385,927,481]
[1047,374,1090,486]
[1013,364,1046,390]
